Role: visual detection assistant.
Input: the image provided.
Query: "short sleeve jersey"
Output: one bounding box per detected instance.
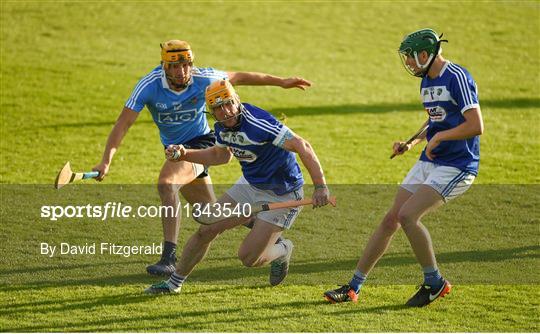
[419,62,480,175]
[125,66,228,146]
[214,103,304,195]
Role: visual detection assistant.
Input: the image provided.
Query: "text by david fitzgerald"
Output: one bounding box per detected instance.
[40,242,162,258]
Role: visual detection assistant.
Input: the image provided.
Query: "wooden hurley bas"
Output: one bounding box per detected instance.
[54,162,100,189]
[194,196,337,225]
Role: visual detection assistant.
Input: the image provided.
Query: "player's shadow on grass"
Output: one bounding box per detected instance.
[2,300,248,332]
[3,297,328,332]
[0,292,151,317]
[0,259,146,276]
[270,97,540,116]
[24,97,539,131]
[3,245,537,291]
[191,244,538,278]
[189,244,540,282]
[330,303,409,314]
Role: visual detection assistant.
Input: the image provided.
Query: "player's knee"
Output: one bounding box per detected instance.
[397,209,416,228]
[157,181,176,198]
[381,212,400,233]
[197,225,221,242]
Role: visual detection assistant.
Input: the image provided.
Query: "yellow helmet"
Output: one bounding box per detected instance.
[205,79,237,109]
[160,40,194,63]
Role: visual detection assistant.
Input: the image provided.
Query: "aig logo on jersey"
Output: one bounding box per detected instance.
[426,106,447,122]
[158,109,197,124]
[231,147,257,163]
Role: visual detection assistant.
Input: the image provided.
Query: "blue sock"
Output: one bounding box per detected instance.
[423,266,443,288]
[349,269,367,293]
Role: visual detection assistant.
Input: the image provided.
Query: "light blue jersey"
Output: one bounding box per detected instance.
[419,62,480,175]
[214,103,304,195]
[125,66,228,145]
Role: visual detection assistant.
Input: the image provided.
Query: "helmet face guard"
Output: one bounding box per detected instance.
[205,80,242,127]
[160,40,194,88]
[210,102,243,127]
[398,29,447,77]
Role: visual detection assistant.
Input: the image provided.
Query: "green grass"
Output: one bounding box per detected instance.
[1,1,539,332]
[2,285,538,332]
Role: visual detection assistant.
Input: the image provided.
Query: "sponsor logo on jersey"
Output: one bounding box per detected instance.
[219,131,264,146]
[425,106,447,122]
[422,86,456,105]
[231,147,257,163]
[158,109,197,124]
[172,101,183,111]
[155,102,168,110]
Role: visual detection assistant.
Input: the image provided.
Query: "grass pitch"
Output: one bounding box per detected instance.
[1,1,539,332]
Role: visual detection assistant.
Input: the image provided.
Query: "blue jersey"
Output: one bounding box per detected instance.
[419,62,480,175]
[125,66,228,146]
[214,103,304,195]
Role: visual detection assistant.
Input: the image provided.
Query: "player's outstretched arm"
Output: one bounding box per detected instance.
[281,132,330,207]
[93,107,139,181]
[228,72,312,90]
[166,145,232,166]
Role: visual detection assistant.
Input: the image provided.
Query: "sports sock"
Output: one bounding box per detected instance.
[167,272,187,290]
[162,241,177,262]
[349,269,367,293]
[423,266,443,288]
[272,240,288,262]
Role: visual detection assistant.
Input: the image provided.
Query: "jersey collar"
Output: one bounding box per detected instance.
[439,61,450,77]
[160,66,193,95]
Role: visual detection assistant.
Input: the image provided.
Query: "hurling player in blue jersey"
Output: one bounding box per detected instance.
[145,79,330,294]
[92,40,312,276]
[324,29,484,307]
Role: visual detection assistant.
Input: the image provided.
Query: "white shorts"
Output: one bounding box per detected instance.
[401,161,475,202]
[226,176,303,229]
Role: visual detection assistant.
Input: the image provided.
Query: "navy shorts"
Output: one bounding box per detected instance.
[165,131,216,178]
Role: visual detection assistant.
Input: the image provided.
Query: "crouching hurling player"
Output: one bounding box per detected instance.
[145,79,330,294]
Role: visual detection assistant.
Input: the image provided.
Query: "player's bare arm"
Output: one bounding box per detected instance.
[166,145,232,166]
[281,132,329,207]
[392,119,429,157]
[425,107,484,160]
[227,71,312,90]
[93,107,139,181]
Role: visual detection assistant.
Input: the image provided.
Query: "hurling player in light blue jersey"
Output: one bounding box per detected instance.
[92,40,312,276]
[145,79,330,294]
[324,29,484,307]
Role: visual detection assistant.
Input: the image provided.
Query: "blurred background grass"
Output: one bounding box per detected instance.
[1,1,539,332]
[1,1,538,184]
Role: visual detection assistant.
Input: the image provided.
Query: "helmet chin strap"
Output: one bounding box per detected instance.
[414,35,448,77]
[413,51,434,71]
[219,100,243,128]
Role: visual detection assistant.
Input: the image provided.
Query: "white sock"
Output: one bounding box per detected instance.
[167,272,187,289]
[272,241,288,262]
